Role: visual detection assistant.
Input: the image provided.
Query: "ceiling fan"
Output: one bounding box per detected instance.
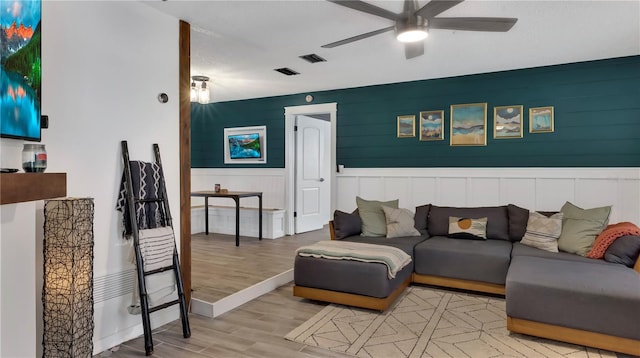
[322,0,518,59]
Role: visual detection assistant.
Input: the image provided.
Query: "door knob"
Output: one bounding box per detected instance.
[319,178,325,182]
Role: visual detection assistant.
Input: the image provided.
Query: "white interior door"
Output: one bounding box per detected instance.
[295,115,331,233]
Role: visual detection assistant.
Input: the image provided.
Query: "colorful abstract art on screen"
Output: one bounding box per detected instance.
[1,0,42,141]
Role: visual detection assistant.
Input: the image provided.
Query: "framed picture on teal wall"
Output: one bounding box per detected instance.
[494,105,523,139]
[397,115,415,138]
[419,110,444,141]
[530,106,554,133]
[450,103,487,146]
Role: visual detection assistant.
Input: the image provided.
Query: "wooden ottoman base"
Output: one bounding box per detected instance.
[293,275,411,311]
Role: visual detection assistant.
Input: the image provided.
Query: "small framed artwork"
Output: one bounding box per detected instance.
[223,125,267,164]
[450,102,487,146]
[397,115,416,138]
[530,106,554,133]
[494,105,523,139]
[419,110,444,141]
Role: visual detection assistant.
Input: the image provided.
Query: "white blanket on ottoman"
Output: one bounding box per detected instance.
[296,240,411,279]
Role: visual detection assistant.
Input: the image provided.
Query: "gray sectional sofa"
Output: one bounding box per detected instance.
[292,203,640,356]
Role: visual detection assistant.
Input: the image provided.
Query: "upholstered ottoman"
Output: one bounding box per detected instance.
[293,240,413,311]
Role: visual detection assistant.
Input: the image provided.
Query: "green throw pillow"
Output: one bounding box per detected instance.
[356,196,399,237]
[557,201,611,256]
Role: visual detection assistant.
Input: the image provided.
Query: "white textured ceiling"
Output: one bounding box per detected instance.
[144,0,640,103]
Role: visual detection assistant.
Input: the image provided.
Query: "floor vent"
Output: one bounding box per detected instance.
[274,67,300,76]
[299,53,326,63]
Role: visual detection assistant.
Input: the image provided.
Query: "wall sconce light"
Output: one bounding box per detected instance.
[191,75,210,104]
[43,198,95,357]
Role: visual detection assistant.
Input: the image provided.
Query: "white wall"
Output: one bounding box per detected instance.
[0,1,181,356]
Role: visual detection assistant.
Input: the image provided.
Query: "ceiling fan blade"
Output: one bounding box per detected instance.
[404,42,424,59]
[325,0,399,21]
[321,26,395,48]
[429,17,518,32]
[416,0,464,19]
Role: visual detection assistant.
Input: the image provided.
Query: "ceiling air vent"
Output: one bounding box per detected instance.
[274,67,300,76]
[299,53,326,64]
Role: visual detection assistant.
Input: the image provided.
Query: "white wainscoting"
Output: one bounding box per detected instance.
[335,168,640,224]
[191,168,286,210]
[191,168,640,226]
[191,206,285,239]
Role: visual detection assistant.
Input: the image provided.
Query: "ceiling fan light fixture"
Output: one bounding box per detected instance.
[395,15,428,43]
[396,28,428,42]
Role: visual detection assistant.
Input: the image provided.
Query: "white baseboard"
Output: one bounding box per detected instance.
[191,269,294,318]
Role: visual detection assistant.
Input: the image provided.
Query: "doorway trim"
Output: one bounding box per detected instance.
[284,102,337,235]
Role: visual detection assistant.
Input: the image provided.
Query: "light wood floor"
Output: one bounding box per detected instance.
[99,227,346,357]
[99,283,352,357]
[99,229,635,358]
[191,226,329,303]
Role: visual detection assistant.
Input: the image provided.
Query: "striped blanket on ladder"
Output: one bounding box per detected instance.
[116,160,167,238]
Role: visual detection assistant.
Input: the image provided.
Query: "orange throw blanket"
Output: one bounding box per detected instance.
[587,222,640,259]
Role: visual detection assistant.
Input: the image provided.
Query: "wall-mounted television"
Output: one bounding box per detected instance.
[228,133,262,159]
[0,0,42,142]
[224,126,267,164]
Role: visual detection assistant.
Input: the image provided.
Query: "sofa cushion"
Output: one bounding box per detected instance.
[519,212,563,252]
[604,235,640,268]
[558,201,611,256]
[333,209,361,240]
[506,255,640,340]
[383,206,420,238]
[448,216,487,240]
[356,196,399,237]
[507,204,530,241]
[511,242,616,267]
[428,205,510,241]
[414,204,431,236]
[414,236,512,285]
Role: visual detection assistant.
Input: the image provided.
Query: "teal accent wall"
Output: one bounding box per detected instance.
[192,55,640,168]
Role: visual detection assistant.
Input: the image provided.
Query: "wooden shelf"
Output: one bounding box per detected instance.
[0,173,67,205]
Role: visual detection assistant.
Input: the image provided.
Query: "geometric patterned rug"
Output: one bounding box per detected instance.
[285,286,619,358]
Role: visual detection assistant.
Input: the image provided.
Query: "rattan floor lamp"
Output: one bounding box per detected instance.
[43,198,94,357]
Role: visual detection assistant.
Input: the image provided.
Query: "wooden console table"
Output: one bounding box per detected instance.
[190,191,262,246]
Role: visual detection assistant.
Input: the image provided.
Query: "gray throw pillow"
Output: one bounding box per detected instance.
[558,202,611,256]
[520,212,563,252]
[332,209,361,240]
[356,196,399,237]
[604,235,640,267]
[428,205,509,240]
[508,204,530,241]
[383,206,420,238]
[414,204,431,236]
